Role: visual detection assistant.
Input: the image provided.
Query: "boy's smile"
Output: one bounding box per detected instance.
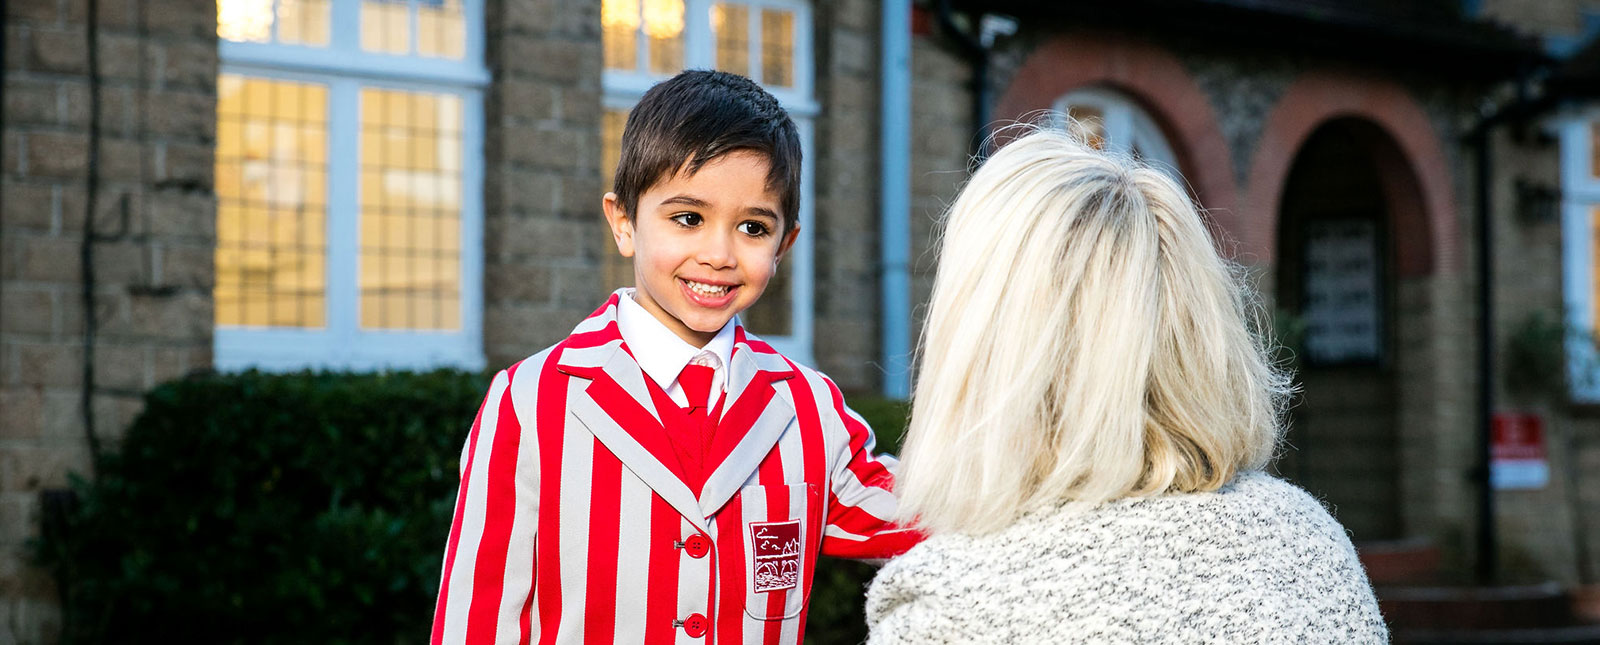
[603,150,799,347]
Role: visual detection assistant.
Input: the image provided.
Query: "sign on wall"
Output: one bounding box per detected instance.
[1491,412,1549,490]
[1303,219,1382,364]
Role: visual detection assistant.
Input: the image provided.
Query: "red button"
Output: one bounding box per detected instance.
[682,613,708,638]
[683,534,711,558]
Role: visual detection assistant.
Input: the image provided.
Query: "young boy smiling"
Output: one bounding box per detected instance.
[431,70,918,644]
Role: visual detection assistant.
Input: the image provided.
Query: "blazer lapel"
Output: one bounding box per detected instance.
[698,338,799,518]
[559,338,711,533]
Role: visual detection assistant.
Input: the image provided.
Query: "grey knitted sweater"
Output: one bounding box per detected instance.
[865,472,1387,644]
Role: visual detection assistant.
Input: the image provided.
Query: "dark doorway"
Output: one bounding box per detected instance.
[1275,118,1403,541]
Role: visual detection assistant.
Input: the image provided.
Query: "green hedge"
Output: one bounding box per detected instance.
[36,369,908,644]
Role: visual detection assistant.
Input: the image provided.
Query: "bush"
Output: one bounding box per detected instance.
[36,370,909,643]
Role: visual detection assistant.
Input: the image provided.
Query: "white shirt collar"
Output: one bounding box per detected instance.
[615,289,736,395]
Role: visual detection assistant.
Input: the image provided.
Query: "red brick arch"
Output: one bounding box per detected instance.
[993,33,1239,234]
[1241,71,1456,276]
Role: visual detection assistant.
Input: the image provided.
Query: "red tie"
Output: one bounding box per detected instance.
[679,363,715,427]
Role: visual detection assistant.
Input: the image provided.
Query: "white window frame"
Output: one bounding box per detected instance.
[603,0,817,366]
[1053,87,1180,176]
[1559,113,1600,401]
[216,1,489,372]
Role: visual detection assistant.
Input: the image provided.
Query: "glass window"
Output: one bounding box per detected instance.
[1559,118,1600,400]
[760,8,794,88]
[217,0,276,43]
[354,0,467,59]
[359,88,464,330]
[601,0,815,362]
[216,75,329,328]
[1054,87,1178,174]
[218,0,331,46]
[216,0,485,371]
[604,0,688,73]
[712,4,750,76]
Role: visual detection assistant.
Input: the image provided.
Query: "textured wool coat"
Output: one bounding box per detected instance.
[432,293,919,644]
[866,471,1387,644]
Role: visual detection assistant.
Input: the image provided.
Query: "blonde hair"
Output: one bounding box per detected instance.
[895,125,1292,535]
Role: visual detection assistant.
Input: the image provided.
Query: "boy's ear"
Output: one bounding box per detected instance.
[602,192,636,258]
[775,223,800,263]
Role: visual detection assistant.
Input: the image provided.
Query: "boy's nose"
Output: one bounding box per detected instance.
[696,231,735,268]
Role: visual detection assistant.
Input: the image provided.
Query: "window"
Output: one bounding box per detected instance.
[601,0,817,365]
[1053,87,1179,176]
[1561,117,1600,400]
[215,0,487,371]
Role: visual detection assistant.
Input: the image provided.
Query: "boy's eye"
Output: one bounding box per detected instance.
[738,221,770,237]
[671,213,702,227]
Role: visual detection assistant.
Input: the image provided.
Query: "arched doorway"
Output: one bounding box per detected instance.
[1275,118,1415,541]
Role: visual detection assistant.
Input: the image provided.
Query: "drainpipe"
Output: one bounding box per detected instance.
[1467,119,1498,586]
[1463,72,1551,585]
[879,0,913,399]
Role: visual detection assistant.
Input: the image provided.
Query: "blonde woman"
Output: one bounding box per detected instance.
[865,127,1387,644]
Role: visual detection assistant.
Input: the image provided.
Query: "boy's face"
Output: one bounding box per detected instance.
[603,150,800,347]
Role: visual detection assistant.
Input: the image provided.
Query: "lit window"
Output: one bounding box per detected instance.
[216,0,486,371]
[357,0,466,59]
[760,8,794,88]
[217,0,330,46]
[601,0,816,363]
[216,75,328,328]
[359,89,463,331]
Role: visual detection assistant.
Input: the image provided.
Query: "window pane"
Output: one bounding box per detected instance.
[360,87,464,331]
[760,9,793,87]
[646,0,686,74]
[603,0,640,71]
[218,0,273,43]
[216,75,328,328]
[713,3,749,76]
[278,0,331,47]
[419,0,466,59]
[362,1,412,55]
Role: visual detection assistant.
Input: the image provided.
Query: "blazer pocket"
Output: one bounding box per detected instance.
[740,483,817,621]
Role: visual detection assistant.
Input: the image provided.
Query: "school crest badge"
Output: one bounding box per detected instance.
[748,520,801,593]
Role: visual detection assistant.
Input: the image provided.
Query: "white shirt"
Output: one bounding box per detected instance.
[615,289,735,407]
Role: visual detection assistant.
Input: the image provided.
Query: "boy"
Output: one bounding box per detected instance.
[431,70,918,644]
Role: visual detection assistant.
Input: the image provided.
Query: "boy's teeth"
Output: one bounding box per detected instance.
[687,281,729,297]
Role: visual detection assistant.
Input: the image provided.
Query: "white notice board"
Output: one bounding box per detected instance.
[1303,219,1381,364]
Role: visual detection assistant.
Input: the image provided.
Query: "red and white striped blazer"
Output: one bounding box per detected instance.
[432,294,920,644]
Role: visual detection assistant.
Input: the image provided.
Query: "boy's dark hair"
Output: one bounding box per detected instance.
[613,70,802,232]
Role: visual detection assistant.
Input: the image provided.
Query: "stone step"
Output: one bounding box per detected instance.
[1394,623,1600,645]
[1378,583,1574,631]
[1358,538,1443,586]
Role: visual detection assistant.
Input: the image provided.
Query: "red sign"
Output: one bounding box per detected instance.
[1491,413,1546,461]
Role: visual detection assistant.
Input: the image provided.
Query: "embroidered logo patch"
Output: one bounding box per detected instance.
[748,520,801,593]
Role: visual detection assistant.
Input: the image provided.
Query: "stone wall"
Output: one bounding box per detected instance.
[1,0,217,639]
[906,28,970,365]
[1489,121,1595,583]
[809,0,879,390]
[480,0,605,370]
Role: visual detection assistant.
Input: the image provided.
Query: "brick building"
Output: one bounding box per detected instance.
[4,0,1600,640]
